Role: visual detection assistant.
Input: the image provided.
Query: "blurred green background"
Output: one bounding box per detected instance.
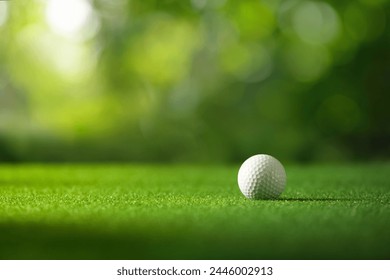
[0,0,389,163]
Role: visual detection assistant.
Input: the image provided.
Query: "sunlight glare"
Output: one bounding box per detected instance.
[45,0,95,39]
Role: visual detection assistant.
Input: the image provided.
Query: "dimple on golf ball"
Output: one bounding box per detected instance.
[238,154,286,200]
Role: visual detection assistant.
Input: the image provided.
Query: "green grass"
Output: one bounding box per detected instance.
[0,163,389,259]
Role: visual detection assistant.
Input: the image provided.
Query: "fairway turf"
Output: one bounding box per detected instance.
[0,163,389,259]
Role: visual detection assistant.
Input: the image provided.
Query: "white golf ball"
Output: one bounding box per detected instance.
[238,154,286,200]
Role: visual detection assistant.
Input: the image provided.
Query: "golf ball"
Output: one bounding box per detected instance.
[238,154,286,200]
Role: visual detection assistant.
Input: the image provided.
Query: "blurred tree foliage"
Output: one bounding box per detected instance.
[0,0,389,162]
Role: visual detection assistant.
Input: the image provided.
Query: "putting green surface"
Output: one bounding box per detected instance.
[0,163,389,259]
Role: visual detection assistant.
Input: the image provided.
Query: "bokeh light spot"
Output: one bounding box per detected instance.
[45,0,99,40]
[191,0,226,10]
[220,43,272,82]
[0,1,9,27]
[17,26,96,83]
[284,42,331,82]
[292,1,340,45]
[128,16,201,86]
[232,0,276,40]
[343,4,368,42]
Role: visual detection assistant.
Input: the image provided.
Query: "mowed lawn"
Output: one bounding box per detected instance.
[0,163,389,259]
